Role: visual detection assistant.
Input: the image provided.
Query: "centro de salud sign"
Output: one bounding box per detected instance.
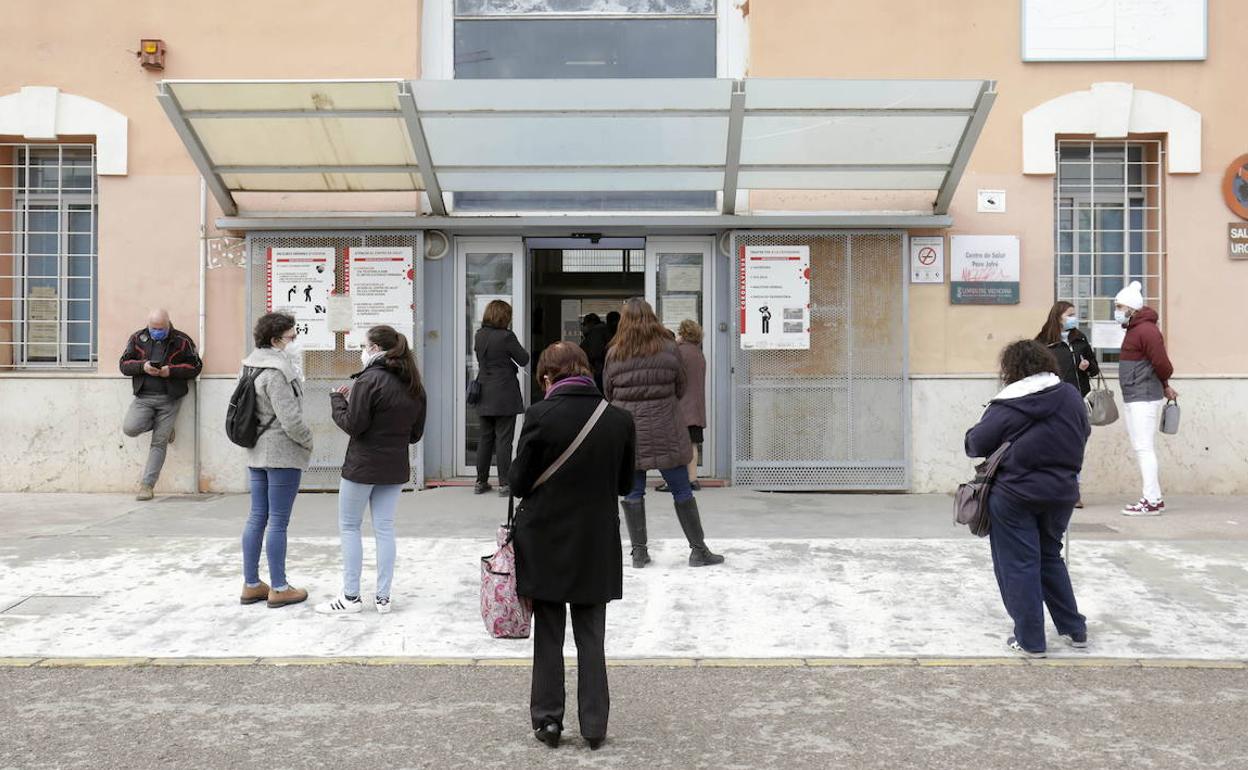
[1231,224,1248,260]
[949,235,1021,305]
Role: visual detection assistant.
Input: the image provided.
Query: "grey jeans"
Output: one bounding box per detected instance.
[122,394,182,487]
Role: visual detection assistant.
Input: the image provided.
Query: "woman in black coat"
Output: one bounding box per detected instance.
[474,299,530,497]
[510,341,635,751]
[318,325,426,616]
[1036,301,1099,508]
[1036,301,1099,397]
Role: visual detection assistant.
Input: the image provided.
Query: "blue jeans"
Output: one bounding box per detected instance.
[626,466,693,503]
[987,491,1086,653]
[339,478,402,600]
[243,467,302,589]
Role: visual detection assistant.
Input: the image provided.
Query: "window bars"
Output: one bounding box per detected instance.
[0,143,99,369]
[1054,139,1164,363]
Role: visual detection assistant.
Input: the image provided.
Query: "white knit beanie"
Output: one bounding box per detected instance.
[1114,280,1144,310]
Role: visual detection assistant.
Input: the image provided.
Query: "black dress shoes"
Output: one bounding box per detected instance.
[534,724,561,748]
[586,737,605,751]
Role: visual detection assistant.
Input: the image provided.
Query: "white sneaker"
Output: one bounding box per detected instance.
[315,595,362,615]
[374,596,392,615]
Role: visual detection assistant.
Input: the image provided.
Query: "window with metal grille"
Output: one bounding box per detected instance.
[452,0,718,212]
[0,144,98,369]
[559,248,645,273]
[1054,140,1164,364]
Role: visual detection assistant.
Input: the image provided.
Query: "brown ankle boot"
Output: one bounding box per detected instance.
[240,581,271,605]
[267,585,308,608]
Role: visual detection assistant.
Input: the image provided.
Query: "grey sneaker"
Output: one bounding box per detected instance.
[136,484,154,501]
[1006,637,1046,659]
[1062,632,1089,649]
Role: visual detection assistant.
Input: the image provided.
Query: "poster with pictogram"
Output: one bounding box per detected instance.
[739,245,810,350]
[343,247,415,348]
[266,247,336,350]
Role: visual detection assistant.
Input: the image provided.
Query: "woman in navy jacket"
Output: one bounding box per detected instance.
[965,340,1091,658]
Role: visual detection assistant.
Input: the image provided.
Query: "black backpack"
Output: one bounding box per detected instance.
[225,366,276,448]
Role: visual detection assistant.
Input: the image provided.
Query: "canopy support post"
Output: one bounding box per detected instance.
[398,82,448,216]
[722,80,747,215]
[934,81,997,215]
[156,83,238,216]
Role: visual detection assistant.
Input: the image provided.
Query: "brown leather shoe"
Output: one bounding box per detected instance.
[240,581,271,605]
[267,585,308,608]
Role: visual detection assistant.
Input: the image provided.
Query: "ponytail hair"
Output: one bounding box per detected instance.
[367,325,426,402]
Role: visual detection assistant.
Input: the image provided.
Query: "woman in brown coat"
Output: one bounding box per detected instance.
[658,319,707,493]
[604,298,723,569]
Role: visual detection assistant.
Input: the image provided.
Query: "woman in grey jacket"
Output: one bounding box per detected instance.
[238,312,314,609]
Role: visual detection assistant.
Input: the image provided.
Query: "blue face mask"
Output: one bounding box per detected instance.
[149,328,169,341]
[1062,316,1078,331]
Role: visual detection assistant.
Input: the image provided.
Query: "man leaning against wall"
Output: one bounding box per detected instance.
[118,309,202,500]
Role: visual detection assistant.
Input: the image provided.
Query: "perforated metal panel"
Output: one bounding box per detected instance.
[731,232,908,490]
[247,232,424,490]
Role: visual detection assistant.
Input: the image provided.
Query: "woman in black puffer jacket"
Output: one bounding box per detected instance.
[604,298,723,569]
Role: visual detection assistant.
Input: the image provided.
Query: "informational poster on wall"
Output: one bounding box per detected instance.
[660,294,700,331]
[560,299,582,343]
[344,246,415,348]
[266,247,336,350]
[950,235,1021,305]
[738,245,811,350]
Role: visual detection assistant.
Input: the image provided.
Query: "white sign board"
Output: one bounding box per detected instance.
[344,247,415,348]
[1091,320,1127,350]
[739,245,811,350]
[950,235,1021,305]
[267,247,336,350]
[1023,0,1207,61]
[910,236,945,284]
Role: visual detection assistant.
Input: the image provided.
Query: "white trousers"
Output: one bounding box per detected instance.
[1123,399,1164,502]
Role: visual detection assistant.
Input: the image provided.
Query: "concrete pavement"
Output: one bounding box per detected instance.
[1,489,1245,661]
[3,663,1246,769]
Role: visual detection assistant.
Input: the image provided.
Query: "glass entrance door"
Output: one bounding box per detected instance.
[645,236,716,477]
[455,237,526,477]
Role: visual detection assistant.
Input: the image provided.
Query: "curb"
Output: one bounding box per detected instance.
[2,656,1245,670]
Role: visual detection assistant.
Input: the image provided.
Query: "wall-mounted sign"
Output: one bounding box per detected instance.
[976,189,1006,213]
[910,236,945,284]
[266,247,336,350]
[1230,224,1248,260]
[950,235,1021,305]
[1223,154,1248,220]
[739,245,810,350]
[344,246,415,348]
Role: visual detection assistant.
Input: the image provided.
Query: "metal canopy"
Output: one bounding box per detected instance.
[158,78,996,219]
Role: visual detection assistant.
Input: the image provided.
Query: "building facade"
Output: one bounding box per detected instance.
[2,0,1245,496]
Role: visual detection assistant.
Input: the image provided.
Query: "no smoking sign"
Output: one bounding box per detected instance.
[910,236,945,284]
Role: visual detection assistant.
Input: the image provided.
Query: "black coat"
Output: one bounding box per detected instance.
[579,323,611,375]
[118,326,202,399]
[330,359,427,485]
[509,383,636,605]
[474,325,529,416]
[1045,328,1100,397]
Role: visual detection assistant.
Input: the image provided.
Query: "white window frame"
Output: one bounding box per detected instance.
[3,143,98,369]
[1053,139,1165,364]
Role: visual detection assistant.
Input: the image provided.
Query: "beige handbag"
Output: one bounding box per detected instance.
[1085,374,1119,427]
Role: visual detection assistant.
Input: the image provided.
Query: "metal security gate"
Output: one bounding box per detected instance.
[247,231,424,490]
[731,232,909,490]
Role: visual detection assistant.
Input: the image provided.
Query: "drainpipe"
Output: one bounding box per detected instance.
[194,177,207,493]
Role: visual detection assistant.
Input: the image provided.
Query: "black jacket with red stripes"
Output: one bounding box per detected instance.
[118,326,202,399]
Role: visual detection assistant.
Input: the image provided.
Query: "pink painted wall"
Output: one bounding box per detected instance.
[2,1,423,374]
[750,0,1248,375]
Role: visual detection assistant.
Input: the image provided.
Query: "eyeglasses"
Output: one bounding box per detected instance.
[281,332,298,342]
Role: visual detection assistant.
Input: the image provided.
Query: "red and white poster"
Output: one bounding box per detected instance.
[344,246,415,348]
[739,245,811,350]
[266,247,336,351]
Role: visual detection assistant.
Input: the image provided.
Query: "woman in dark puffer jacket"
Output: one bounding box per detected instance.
[603,298,723,569]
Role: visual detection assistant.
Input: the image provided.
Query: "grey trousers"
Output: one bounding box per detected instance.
[122,394,181,487]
